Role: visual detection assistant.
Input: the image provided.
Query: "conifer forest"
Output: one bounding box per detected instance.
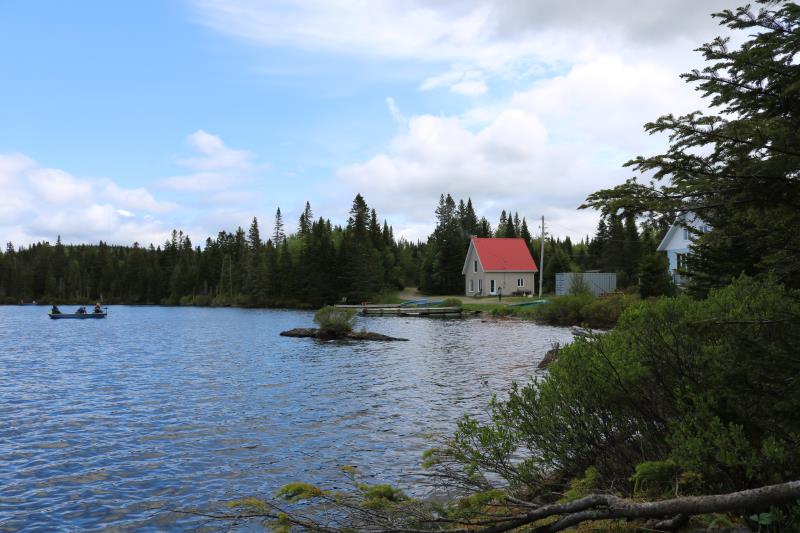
[0,194,662,306]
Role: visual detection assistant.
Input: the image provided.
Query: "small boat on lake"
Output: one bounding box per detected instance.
[49,312,107,319]
[49,305,107,319]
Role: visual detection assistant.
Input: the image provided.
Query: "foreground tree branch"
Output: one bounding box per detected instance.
[210,479,800,532]
[471,480,800,533]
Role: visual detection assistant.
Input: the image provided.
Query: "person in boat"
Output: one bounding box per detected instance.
[76,306,87,314]
[93,302,103,314]
[51,304,61,314]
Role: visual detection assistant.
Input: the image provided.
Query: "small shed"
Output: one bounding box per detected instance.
[555,272,617,296]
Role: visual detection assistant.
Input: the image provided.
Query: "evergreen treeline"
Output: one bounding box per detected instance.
[418,193,662,294]
[1,193,668,305]
[0,195,422,307]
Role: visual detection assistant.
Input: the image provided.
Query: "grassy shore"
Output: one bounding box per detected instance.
[393,288,637,330]
[463,293,636,329]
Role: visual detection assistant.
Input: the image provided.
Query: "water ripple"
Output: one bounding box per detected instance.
[0,306,572,531]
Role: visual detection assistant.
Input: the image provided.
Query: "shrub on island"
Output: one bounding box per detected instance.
[313,306,356,338]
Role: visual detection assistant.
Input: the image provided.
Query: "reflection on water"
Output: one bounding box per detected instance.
[0,306,572,531]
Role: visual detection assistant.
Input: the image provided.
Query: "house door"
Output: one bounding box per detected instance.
[490,279,496,294]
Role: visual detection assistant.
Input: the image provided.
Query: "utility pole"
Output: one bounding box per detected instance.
[539,215,545,298]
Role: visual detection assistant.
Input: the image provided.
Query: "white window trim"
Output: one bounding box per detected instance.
[517,278,524,287]
[469,279,474,292]
[473,260,478,273]
[478,279,483,293]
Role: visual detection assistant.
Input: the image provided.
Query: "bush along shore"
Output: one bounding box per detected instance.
[463,292,637,330]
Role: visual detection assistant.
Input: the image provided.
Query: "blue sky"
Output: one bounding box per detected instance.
[0,1,733,246]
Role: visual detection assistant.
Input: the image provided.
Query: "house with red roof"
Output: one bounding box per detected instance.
[461,237,538,296]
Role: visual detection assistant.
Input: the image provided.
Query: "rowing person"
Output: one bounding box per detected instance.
[93,302,103,314]
[51,304,61,314]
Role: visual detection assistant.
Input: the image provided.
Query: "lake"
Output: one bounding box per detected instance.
[0,306,573,531]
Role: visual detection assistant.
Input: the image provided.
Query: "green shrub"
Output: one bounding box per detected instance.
[192,294,212,306]
[441,298,463,307]
[631,460,680,497]
[528,293,634,329]
[313,306,356,337]
[638,253,676,298]
[443,277,800,502]
[564,467,602,501]
[568,273,592,295]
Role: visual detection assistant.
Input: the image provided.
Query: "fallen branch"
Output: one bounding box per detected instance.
[471,480,800,533]
[206,480,800,532]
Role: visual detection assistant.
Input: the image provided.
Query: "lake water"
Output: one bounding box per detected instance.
[0,306,573,531]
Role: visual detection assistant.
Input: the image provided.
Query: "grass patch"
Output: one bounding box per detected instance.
[463,293,636,329]
[370,291,404,304]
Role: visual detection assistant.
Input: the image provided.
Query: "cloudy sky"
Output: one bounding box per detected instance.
[0,0,736,246]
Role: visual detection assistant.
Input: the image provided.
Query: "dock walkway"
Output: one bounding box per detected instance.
[334,304,462,317]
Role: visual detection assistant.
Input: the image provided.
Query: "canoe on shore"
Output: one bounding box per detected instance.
[48,313,107,320]
[508,299,549,308]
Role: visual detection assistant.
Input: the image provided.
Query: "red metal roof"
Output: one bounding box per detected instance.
[472,238,538,272]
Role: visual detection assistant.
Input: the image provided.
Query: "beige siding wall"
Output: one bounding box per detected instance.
[463,245,536,296]
[466,272,536,296]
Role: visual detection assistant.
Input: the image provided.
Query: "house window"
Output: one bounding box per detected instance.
[469,279,474,292]
[517,278,524,287]
[683,228,689,240]
[490,279,496,294]
[473,260,478,273]
[676,253,687,271]
[478,279,483,293]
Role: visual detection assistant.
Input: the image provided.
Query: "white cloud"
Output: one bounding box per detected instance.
[333,52,706,240]
[385,97,405,125]
[179,129,254,171]
[192,0,734,100]
[450,79,488,96]
[102,181,177,213]
[421,66,488,95]
[191,0,737,240]
[192,1,732,65]
[28,168,93,205]
[0,154,178,246]
[161,130,262,194]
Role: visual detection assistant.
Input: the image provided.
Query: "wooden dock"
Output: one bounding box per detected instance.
[335,304,463,317]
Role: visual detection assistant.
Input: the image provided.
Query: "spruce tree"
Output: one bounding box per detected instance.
[272,207,285,246]
[583,3,800,293]
[497,211,508,237]
[298,202,313,237]
[248,217,262,251]
[461,198,479,237]
[477,217,492,238]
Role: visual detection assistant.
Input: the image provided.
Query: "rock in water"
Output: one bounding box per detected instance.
[280,328,408,341]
